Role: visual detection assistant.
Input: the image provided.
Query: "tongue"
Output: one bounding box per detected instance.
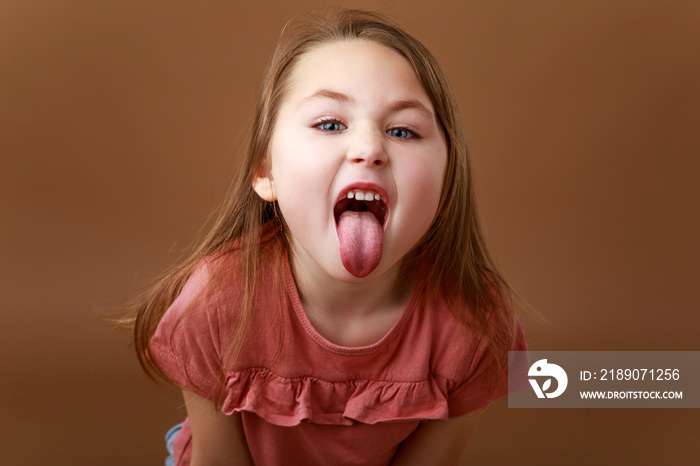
[337,210,383,278]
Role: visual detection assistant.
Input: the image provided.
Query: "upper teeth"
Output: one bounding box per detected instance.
[344,190,381,201]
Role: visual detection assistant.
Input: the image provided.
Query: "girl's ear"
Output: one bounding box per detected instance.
[252,176,276,202]
[252,161,276,201]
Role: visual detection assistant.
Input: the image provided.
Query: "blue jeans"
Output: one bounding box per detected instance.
[165,423,184,466]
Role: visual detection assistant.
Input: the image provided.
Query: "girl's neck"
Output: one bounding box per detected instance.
[288,247,413,346]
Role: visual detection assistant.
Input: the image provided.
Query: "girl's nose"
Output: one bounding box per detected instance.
[346,126,388,167]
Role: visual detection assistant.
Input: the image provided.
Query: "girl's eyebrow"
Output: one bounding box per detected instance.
[300,89,353,105]
[298,89,435,120]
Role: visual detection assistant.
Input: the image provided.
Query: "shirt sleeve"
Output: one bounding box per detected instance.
[447,315,528,417]
[148,262,227,403]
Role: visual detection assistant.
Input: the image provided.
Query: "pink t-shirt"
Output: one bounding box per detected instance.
[149,246,526,465]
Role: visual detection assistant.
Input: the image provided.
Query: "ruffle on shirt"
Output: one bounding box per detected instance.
[219,367,452,426]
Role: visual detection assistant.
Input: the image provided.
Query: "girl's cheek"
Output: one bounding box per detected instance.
[406,155,445,191]
[402,162,445,218]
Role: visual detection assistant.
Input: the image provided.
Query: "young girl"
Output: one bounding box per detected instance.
[130,8,526,465]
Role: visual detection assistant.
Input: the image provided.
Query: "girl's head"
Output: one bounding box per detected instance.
[243,9,475,286]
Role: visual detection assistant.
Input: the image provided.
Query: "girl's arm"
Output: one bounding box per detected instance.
[390,409,485,466]
[183,390,254,466]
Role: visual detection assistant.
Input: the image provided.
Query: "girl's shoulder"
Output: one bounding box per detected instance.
[158,251,243,322]
[162,228,285,322]
[151,230,285,346]
[417,273,526,371]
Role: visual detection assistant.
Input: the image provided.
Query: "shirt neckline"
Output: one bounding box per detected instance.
[283,254,418,356]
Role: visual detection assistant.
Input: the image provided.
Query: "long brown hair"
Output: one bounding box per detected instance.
[123,8,518,388]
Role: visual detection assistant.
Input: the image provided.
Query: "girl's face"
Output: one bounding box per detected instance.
[257,40,447,283]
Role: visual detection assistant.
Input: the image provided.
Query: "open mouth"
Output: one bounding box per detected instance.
[333,188,388,277]
[333,189,387,226]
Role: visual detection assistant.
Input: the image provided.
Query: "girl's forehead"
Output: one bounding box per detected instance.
[299,38,399,62]
[293,39,411,82]
[284,39,433,111]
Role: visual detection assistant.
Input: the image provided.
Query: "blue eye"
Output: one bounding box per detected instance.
[387,128,415,139]
[316,120,345,132]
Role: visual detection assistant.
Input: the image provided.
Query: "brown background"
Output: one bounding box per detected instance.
[1,0,698,464]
